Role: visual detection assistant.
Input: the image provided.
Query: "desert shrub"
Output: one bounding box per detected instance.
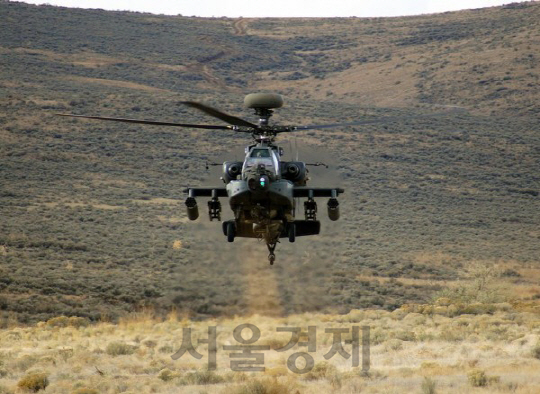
[17,372,49,392]
[501,269,521,278]
[68,317,90,328]
[179,370,223,385]
[303,361,337,381]
[468,369,487,387]
[329,372,342,389]
[435,262,507,305]
[0,354,8,378]
[158,344,174,353]
[71,389,99,394]
[384,338,404,351]
[438,328,467,342]
[143,340,157,349]
[434,297,452,306]
[500,382,519,391]
[422,376,437,394]
[13,355,39,372]
[531,343,540,359]
[460,303,497,315]
[157,368,177,382]
[230,378,295,394]
[259,336,290,350]
[223,371,249,383]
[45,316,70,327]
[395,330,416,341]
[264,366,289,377]
[105,341,137,356]
[467,368,500,387]
[46,316,90,328]
[58,348,74,361]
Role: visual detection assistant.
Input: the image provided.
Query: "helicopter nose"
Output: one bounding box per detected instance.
[248,174,270,191]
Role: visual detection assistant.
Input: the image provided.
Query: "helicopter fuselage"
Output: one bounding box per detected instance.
[184,139,343,265]
[226,142,297,242]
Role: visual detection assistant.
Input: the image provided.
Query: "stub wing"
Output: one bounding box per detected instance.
[184,188,228,198]
[185,187,345,198]
[292,187,344,198]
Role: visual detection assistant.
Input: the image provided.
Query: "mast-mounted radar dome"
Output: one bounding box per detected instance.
[244,93,284,109]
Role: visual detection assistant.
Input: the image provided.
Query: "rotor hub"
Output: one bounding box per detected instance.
[254,107,274,127]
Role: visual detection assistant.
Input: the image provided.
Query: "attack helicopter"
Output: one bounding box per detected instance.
[58,93,449,264]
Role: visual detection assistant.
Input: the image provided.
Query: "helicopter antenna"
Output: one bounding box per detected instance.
[288,139,294,161]
[306,162,329,168]
[295,135,299,161]
[205,161,221,170]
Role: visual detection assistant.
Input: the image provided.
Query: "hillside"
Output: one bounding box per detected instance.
[0,1,539,324]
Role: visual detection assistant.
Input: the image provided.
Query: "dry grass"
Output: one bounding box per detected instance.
[0,306,538,393]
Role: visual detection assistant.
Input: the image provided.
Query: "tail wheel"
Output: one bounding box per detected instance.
[288,223,296,243]
[226,221,236,242]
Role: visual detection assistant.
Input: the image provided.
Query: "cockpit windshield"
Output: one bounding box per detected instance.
[243,147,279,178]
[250,149,271,158]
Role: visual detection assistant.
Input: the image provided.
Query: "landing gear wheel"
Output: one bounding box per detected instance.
[226,221,236,242]
[288,223,296,243]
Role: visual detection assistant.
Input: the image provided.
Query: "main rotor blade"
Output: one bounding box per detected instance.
[291,119,394,131]
[181,101,258,128]
[56,114,233,130]
[291,109,467,131]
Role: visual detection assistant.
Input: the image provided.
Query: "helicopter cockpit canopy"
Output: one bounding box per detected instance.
[250,149,271,158]
[243,147,279,178]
